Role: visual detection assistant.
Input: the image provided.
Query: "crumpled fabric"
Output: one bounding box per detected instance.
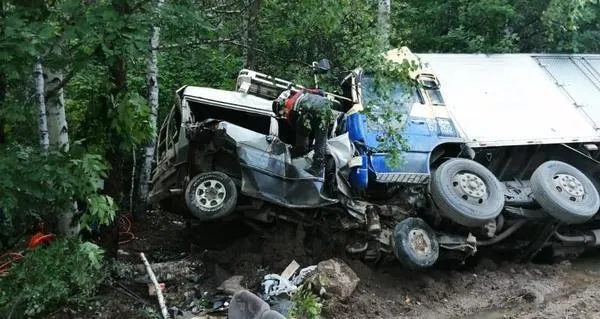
[260,274,298,301]
[259,265,318,301]
[290,265,317,286]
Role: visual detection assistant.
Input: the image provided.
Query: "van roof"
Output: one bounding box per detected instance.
[182,86,275,116]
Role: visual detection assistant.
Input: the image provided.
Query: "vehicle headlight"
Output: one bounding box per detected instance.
[436,118,456,137]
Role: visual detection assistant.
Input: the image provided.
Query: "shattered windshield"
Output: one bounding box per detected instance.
[360,75,419,129]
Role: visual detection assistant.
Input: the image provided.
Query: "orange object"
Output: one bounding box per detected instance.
[27,232,56,249]
[0,252,24,276]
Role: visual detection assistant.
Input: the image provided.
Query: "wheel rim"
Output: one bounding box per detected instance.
[194,179,227,210]
[552,173,585,202]
[451,171,488,204]
[408,228,432,256]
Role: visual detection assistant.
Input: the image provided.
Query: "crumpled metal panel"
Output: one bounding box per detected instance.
[217,122,355,208]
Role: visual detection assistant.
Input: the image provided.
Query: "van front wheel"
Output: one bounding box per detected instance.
[185,171,238,221]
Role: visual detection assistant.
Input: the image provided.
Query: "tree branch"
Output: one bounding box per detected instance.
[160,38,311,67]
[44,66,78,100]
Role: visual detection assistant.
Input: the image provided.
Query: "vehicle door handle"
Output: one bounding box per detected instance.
[411,120,426,125]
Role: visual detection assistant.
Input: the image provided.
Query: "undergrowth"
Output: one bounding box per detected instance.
[288,283,323,319]
[0,238,106,317]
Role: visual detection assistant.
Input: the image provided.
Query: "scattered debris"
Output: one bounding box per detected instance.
[218,275,246,295]
[168,306,183,317]
[140,252,170,319]
[228,290,285,319]
[261,274,298,301]
[128,259,203,284]
[148,282,166,296]
[280,260,301,280]
[307,258,359,300]
[290,265,317,286]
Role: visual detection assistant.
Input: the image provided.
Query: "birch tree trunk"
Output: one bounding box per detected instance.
[46,67,80,237]
[137,0,164,216]
[34,58,49,150]
[46,70,70,152]
[377,0,391,50]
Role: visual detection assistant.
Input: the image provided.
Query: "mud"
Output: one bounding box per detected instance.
[53,210,600,318]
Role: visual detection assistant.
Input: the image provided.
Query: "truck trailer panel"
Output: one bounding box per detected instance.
[417,53,600,148]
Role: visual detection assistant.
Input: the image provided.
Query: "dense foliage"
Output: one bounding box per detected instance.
[1,0,600,316]
[0,238,105,316]
[0,144,116,249]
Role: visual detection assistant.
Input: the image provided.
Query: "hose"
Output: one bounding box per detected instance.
[479,219,527,246]
[496,214,505,233]
[553,231,595,244]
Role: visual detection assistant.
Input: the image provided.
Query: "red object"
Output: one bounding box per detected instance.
[284,88,324,124]
[27,232,56,249]
[284,90,303,123]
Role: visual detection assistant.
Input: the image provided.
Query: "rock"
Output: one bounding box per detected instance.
[218,275,245,295]
[308,258,359,300]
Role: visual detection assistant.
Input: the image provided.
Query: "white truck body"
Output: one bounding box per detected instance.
[416,53,600,148]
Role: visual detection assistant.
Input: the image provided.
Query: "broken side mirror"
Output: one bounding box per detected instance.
[313,58,331,75]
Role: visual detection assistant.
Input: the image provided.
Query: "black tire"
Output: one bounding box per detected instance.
[392,217,439,269]
[531,161,600,224]
[431,158,504,227]
[184,171,238,221]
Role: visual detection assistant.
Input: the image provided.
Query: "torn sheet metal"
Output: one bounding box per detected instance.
[218,123,357,208]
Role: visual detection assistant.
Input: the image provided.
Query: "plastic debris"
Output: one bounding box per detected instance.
[260,274,298,300]
[259,263,317,301]
[290,265,317,286]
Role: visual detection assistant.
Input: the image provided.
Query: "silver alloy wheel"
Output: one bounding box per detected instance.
[452,172,488,204]
[195,179,227,211]
[553,173,585,201]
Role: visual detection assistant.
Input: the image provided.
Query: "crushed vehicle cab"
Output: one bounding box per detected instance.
[149,85,346,221]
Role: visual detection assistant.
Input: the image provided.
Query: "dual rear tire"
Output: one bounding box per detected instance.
[430,158,600,227]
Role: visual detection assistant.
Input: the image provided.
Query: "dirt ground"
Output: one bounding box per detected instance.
[50,210,600,319]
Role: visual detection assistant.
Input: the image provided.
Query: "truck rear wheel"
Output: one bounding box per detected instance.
[431,158,504,227]
[531,161,600,224]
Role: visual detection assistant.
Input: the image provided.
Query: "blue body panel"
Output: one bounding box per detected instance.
[346,111,465,188]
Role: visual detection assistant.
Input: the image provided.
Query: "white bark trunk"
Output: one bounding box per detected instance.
[137,0,164,215]
[140,253,169,319]
[377,0,391,50]
[45,68,79,237]
[34,58,49,150]
[46,70,70,152]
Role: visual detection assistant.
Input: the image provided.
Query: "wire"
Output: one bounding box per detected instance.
[0,214,136,276]
[0,252,24,277]
[118,214,135,245]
